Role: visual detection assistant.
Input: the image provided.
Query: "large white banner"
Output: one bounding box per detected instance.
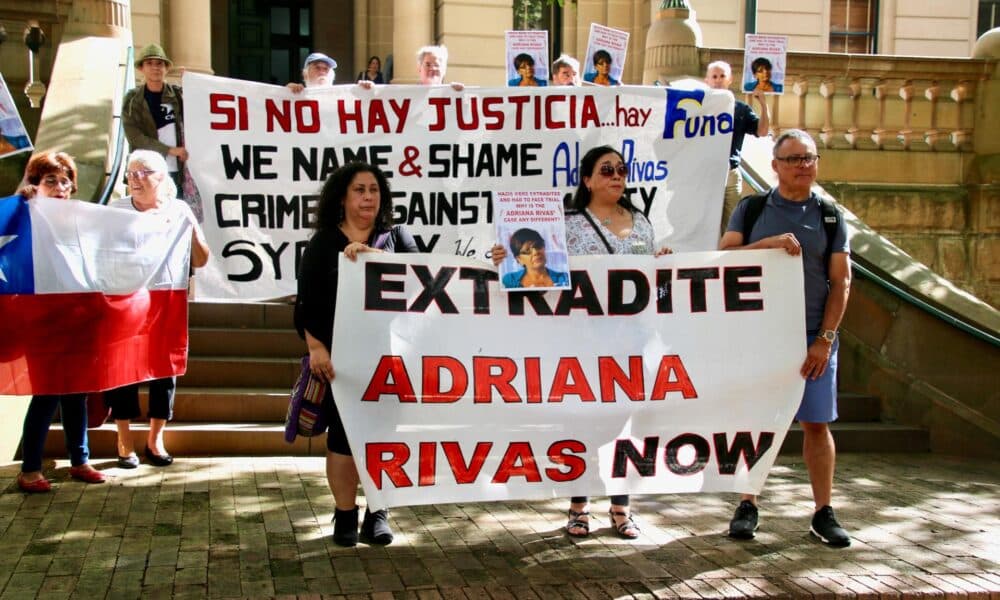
[183,73,735,301]
[331,250,806,509]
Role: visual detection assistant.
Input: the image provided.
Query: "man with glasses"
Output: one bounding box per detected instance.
[123,44,186,194]
[719,129,853,548]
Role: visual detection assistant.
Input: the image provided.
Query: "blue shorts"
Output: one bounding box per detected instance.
[795,334,839,423]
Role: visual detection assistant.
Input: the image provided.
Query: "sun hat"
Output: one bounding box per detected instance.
[135,43,172,67]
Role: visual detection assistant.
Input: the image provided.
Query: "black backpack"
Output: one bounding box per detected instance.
[739,192,842,275]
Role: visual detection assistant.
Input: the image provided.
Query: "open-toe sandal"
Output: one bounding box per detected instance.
[566,509,591,537]
[609,509,640,539]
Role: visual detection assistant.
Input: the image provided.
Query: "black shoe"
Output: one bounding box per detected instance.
[117,453,139,469]
[359,508,394,545]
[332,507,359,547]
[728,500,759,539]
[144,446,173,467]
[810,505,851,547]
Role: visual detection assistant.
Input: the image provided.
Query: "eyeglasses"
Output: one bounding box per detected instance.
[41,175,73,189]
[518,244,545,255]
[775,154,820,167]
[125,169,156,180]
[598,163,628,177]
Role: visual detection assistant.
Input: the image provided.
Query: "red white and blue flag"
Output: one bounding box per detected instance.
[0,195,192,395]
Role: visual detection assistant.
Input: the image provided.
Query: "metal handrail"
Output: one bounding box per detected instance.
[738,164,1000,348]
[96,45,134,206]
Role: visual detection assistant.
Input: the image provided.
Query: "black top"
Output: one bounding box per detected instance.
[729,100,761,169]
[143,87,177,130]
[294,224,418,350]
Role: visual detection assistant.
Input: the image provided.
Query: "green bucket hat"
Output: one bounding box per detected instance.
[135,43,173,67]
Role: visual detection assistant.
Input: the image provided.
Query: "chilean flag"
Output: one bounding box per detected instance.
[0,194,191,395]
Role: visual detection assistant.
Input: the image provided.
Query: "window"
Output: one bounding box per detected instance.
[830,0,878,54]
[979,1,1000,38]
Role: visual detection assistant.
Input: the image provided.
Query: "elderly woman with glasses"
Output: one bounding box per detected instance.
[13,151,108,492]
[103,149,210,469]
[492,145,671,539]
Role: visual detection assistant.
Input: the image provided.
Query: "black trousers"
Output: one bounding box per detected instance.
[105,377,175,421]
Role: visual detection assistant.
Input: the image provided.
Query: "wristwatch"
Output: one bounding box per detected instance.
[818,329,837,343]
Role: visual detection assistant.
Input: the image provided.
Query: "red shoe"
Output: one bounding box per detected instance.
[69,465,107,484]
[17,473,52,493]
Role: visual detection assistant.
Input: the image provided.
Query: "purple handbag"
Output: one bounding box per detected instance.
[284,356,329,442]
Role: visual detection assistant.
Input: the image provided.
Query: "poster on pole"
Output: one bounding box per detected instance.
[0,74,33,159]
[582,24,629,86]
[505,30,549,87]
[495,190,569,291]
[743,34,788,94]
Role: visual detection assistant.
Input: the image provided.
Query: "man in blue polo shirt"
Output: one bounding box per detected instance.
[719,129,853,548]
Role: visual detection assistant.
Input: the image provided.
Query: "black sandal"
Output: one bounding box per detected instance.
[609,509,639,539]
[566,508,590,537]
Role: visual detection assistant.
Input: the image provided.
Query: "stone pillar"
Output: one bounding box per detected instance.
[167,0,214,77]
[355,0,368,76]
[643,0,703,85]
[391,0,433,83]
[32,0,132,201]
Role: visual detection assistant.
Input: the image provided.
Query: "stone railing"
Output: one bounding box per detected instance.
[701,48,994,155]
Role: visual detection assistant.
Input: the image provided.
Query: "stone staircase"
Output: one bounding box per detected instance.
[44,303,929,459]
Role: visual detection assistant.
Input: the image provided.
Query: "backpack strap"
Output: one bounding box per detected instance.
[739,192,770,242]
[817,197,842,276]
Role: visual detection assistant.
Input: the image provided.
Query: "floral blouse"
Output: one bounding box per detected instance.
[565,208,657,256]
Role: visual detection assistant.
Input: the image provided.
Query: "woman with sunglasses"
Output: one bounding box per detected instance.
[14,151,107,492]
[492,145,670,538]
[103,149,210,469]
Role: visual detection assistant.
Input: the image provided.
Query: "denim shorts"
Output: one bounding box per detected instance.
[795,334,839,423]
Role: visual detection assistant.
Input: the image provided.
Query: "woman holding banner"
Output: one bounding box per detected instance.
[15,151,107,492]
[492,145,671,538]
[104,150,210,470]
[295,162,418,547]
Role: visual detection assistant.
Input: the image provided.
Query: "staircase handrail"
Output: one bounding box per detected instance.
[96,45,134,206]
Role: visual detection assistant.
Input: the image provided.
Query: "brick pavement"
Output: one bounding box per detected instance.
[1,453,997,599]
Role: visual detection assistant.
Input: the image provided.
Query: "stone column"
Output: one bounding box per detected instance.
[643,0,702,85]
[391,0,433,83]
[167,0,213,77]
[355,0,368,76]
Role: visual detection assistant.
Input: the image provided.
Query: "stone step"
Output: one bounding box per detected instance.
[189,327,303,358]
[189,302,294,330]
[781,422,930,454]
[180,356,300,388]
[835,392,881,422]
[137,388,290,422]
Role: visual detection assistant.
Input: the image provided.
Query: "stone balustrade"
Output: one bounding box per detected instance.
[701,48,992,157]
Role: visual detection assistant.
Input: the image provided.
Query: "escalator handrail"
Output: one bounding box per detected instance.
[96,45,134,206]
[738,165,1000,348]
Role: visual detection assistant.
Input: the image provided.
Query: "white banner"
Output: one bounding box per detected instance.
[330,250,806,509]
[183,73,735,301]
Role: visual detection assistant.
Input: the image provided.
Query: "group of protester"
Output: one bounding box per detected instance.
[13,42,852,552]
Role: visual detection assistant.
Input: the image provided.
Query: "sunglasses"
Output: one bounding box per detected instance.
[41,175,74,189]
[598,163,628,177]
[518,243,545,255]
[125,169,156,180]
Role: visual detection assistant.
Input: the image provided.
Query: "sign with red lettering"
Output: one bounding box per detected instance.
[183,73,734,301]
[331,250,806,509]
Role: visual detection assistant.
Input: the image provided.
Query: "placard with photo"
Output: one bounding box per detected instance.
[505,30,549,87]
[743,34,788,94]
[582,24,629,87]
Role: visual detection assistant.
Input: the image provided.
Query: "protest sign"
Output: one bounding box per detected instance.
[582,24,630,86]
[0,74,33,159]
[495,190,569,290]
[330,250,806,509]
[743,34,788,94]
[183,73,734,301]
[506,30,549,87]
